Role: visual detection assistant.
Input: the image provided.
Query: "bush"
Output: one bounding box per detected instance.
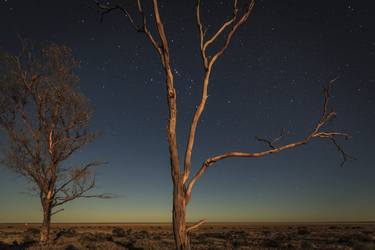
[262,230,271,236]
[299,240,315,249]
[353,242,375,250]
[22,228,40,244]
[79,232,109,243]
[337,235,354,246]
[65,244,79,250]
[134,230,149,239]
[96,232,113,242]
[351,232,372,242]
[297,227,310,235]
[152,235,162,240]
[262,239,281,248]
[57,228,77,238]
[112,227,126,237]
[25,228,40,235]
[22,233,36,244]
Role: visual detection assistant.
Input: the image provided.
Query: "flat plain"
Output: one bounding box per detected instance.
[0,222,374,249]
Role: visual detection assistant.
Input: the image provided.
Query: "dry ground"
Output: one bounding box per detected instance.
[0,223,374,249]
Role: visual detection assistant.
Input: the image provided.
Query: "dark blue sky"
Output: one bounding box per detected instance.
[0,0,374,222]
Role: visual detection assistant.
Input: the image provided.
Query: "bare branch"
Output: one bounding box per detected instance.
[210,0,256,66]
[195,0,208,69]
[51,208,64,216]
[255,128,288,149]
[186,219,206,233]
[94,0,163,58]
[331,137,355,167]
[54,161,105,196]
[54,174,112,207]
[183,0,256,184]
[186,79,352,197]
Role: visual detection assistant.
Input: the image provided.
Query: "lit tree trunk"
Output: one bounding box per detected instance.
[172,181,190,250]
[40,197,52,243]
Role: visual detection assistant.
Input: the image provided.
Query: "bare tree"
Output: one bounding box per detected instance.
[0,42,110,243]
[95,1,352,249]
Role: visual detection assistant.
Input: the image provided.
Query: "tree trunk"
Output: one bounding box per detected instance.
[173,182,190,250]
[40,200,52,243]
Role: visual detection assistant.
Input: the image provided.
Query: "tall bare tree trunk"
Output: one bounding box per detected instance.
[173,181,190,250]
[95,1,352,249]
[40,198,52,243]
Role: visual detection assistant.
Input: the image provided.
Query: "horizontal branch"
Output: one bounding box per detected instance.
[54,192,112,207]
[186,78,352,198]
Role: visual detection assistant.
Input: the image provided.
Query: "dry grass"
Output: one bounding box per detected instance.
[0,223,374,249]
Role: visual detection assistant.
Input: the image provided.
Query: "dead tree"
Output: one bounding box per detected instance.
[95,1,352,249]
[0,43,109,243]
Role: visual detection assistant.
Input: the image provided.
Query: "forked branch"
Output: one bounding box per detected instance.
[95,0,163,59]
[183,0,256,184]
[186,79,352,198]
[255,128,288,149]
[54,175,112,207]
[54,161,105,196]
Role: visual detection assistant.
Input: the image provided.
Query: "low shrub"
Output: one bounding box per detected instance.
[262,230,271,236]
[152,235,162,240]
[297,227,310,235]
[79,232,112,244]
[112,227,126,237]
[57,228,77,238]
[65,244,80,250]
[353,242,375,250]
[337,235,354,246]
[299,240,315,249]
[25,228,40,235]
[136,230,149,239]
[262,238,281,248]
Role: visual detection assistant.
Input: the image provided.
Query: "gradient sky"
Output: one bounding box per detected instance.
[0,0,374,223]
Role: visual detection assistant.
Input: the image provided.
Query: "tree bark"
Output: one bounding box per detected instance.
[40,199,52,243]
[172,181,190,250]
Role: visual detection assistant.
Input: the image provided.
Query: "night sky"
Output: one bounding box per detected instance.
[0,0,374,223]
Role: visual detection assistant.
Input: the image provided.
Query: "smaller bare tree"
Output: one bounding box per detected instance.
[0,42,109,243]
